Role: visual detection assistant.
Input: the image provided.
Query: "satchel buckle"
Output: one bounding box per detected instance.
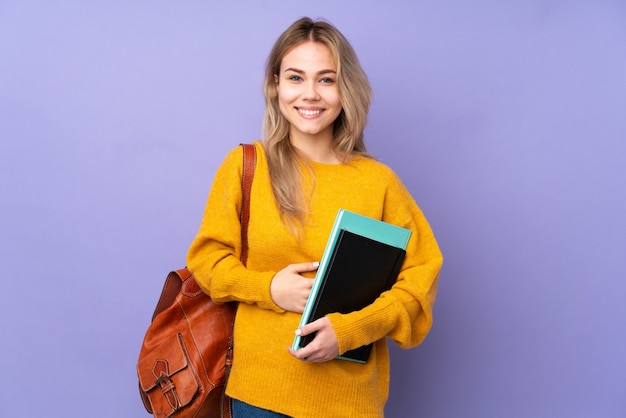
[153,359,181,411]
[155,374,171,386]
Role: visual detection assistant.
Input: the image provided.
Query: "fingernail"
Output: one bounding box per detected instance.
[295,329,302,336]
[312,262,319,268]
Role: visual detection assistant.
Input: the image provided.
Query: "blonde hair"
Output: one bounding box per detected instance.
[262,17,372,230]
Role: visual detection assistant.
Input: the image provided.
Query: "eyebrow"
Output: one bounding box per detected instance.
[282,67,337,76]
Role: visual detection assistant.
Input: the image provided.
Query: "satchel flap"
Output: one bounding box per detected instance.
[137,333,192,392]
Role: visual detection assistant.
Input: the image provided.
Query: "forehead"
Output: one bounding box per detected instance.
[280,41,336,71]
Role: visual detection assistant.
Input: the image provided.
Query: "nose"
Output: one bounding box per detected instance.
[303,80,320,100]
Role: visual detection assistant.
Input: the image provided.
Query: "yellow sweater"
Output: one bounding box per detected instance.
[187,142,443,418]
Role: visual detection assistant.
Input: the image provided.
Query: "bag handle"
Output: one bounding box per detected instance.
[150,144,257,321]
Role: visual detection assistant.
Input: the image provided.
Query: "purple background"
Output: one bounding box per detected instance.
[1,1,625,417]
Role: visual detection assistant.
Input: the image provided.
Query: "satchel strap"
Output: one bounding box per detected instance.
[150,144,257,321]
[240,143,256,266]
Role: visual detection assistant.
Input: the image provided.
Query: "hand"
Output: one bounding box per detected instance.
[288,317,339,362]
[270,262,318,313]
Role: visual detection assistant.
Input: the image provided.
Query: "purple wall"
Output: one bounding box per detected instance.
[1,1,624,417]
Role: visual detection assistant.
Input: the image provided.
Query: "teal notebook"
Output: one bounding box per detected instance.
[292,209,412,363]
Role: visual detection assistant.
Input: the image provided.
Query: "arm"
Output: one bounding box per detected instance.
[186,146,279,310]
[326,178,443,354]
[186,145,318,313]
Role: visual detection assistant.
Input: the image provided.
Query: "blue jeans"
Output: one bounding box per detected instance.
[232,398,291,418]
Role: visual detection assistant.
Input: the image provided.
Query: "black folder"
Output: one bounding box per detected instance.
[295,229,407,363]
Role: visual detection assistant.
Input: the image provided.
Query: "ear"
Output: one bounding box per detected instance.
[274,74,279,84]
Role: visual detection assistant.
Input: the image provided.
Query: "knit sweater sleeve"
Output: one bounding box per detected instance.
[327,171,443,353]
[186,145,281,311]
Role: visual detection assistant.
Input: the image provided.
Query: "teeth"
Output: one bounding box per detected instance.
[299,109,322,116]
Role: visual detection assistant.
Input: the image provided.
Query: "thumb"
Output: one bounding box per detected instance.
[296,317,323,337]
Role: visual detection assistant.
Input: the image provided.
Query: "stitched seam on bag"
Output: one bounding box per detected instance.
[177,300,216,389]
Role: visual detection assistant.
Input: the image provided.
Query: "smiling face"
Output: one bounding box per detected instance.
[276,41,342,149]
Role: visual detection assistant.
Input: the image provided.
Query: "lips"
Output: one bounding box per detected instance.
[297,108,323,116]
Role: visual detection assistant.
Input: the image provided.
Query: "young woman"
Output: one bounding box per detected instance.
[187,17,443,418]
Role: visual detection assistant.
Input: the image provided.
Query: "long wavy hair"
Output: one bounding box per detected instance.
[262,17,372,231]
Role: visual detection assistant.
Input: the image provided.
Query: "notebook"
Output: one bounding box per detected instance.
[292,209,412,363]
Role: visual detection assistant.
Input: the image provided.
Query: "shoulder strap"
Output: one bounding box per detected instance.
[240,143,256,266]
[225,144,256,381]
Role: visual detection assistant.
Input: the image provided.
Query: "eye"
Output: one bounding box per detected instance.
[320,77,335,84]
[288,75,303,82]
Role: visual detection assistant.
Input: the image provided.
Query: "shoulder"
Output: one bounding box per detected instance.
[218,141,264,171]
[351,155,424,220]
[211,144,250,191]
[350,155,404,185]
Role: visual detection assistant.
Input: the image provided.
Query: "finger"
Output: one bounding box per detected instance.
[289,261,319,274]
[296,317,325,336]
[287,345,311,361]
[295,325,315,338]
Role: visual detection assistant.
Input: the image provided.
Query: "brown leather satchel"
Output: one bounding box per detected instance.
[137,143,256,418]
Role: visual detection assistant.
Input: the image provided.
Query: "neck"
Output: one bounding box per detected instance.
[289,130,340,164]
